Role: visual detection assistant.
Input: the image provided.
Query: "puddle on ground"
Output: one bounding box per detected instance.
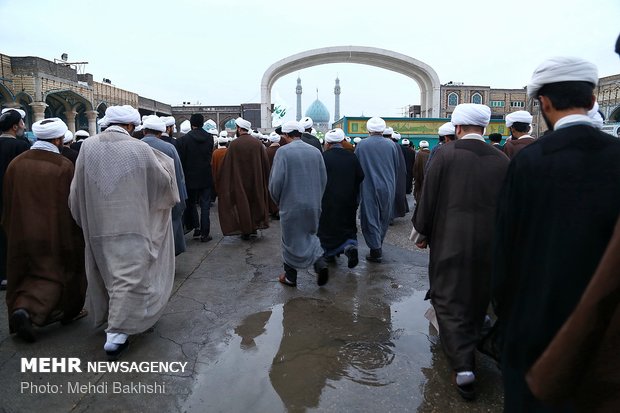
[184,290,443,412]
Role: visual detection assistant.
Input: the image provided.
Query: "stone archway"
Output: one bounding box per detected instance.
[609,106,620,122]
[260,46,441,128]
[45,89,95,133]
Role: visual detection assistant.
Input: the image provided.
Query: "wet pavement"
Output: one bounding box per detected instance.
[0,195,504,412]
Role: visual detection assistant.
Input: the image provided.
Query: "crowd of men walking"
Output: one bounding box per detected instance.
[1,40,620,411]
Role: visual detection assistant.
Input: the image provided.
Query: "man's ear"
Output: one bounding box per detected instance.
[587,95,596,111]
[539,96,552,113]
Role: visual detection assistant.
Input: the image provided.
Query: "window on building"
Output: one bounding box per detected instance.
[511,101,525,107]
[471,93,482,104]
[490,100,505,107]
[448,92,458,106]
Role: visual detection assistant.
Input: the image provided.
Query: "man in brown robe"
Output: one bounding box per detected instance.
[414,103,509,400]
[217,117,270,239]
[502,110,535,159]
[265,132,281,219]
[211,135,229,195]
[3,118,86,342]
[412,140,430,203]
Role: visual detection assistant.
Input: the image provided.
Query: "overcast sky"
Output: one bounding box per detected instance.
[2,0,619,124]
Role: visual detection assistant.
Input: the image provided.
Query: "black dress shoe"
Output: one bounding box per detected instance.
[314,258,329,286]
[106,340,129,361]
[365,248,382,263]
[456,381,476,401]
[344,246,359,268]
[200,235,213,242]
[10,309,36,342]
[241,234,251,240]
[192,229,201,239]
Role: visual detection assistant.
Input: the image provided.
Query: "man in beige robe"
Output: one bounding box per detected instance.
[69,105,178,359]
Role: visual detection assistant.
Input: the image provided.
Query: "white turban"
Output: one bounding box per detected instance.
[32,118,68,140]
[219,131,228,138]
[367,117,386,133]
[401,138,410,145]
[63,130,73,144]
[527,56,598,98]
[74,130,89,138]
[588,101,604,129]
[505,110,533,127]
[438,122,455,136]
[382,127,394,136]
[393,132,401,141]
[160,116,175,127]
[300,116,313,130]
[208,129,219,136]
[1,108,26,119]
[143,117,166,132]
[325,128,345,143]
[269,131,281,143]
[105,105,141,126]
[217,136,228,145]
[97,116,109,128]
[235,117,251,130]
[353,137,362,144]
[134,125,143,132]
[180,120,191,134]
[205,119,217,128]
[451,103,491,127]
[419,140,429,148]
[250,130,262,139]
[281,120,303,133]
[345,137,352,143]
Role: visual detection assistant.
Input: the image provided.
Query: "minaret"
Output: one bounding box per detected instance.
[334,77,341,121]
[296,76,302,121]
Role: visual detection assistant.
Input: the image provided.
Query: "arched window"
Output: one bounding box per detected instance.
[471,93,482,104]
[448,92,458,106]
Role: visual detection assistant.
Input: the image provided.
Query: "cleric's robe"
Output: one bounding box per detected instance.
[269,140,326,269]
[354,135,400,250]
[414,136,509,372]
[217,133,270,235]
[69,126,178,335]
[3,149,86,327]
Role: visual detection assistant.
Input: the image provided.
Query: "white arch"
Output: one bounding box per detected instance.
[260,46,441,128]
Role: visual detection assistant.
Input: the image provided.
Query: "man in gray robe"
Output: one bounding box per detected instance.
[355,117,401,263]
[269,121,328,287]
[413,103,509,400]
[69,105,178,359]
[141,117,187,256]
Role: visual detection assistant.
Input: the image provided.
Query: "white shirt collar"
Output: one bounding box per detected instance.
[517,134,534,140]
[460,133,485,142]
[554,114,594,131]
[30,140,60,154]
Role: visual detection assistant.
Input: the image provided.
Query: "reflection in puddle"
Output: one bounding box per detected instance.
[184,291,441,412]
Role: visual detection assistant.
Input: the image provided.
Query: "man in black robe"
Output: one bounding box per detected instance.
[492,57,620,412]
[0,109,30,291]
[299,116,322,152]
[318,128,364,268]
[414,103,509,400]
[400,138,415,194]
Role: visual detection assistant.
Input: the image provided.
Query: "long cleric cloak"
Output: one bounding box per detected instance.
[414,138,509,372]
[3,149,86,326]
[69,126,178,335]
[318,146,364,251]
[269,140,326,268]
[142,135,187,256]
[217,133,270,235]
[354,136,400,250]
[492,124,620,412]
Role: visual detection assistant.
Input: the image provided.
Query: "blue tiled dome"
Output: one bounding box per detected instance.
[225,118,236,129]
[305,99,330,123]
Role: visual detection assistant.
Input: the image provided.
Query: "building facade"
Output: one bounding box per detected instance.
[0,52,170,135]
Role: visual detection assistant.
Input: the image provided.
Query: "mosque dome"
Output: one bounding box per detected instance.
[225,118,236,129]
[305,99,330,123]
